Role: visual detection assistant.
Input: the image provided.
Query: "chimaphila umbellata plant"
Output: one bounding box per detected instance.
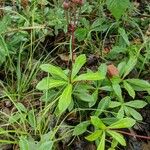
[36,0,149,150]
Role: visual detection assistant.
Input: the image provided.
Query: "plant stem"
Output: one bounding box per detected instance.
[66,3,77,83]
[116,130,150,140]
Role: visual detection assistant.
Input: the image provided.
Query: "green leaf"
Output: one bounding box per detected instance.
[118,28,130,46]
[106,0,130,20]
[73,72,104,82]
[91,19,109,32]
[112,84,123,102]
[126,79,150,89]
[76,92,95,102]
[71,54,86,79]
[107,46,127,60]
[126,107,143,121]
[85,130,102,141]
[40,64,68,80]
[89,89,99,107]
[28,110,36,129]
[123,56,137,78]
[16,103,27,113]
[0,15,11,34]
[9,112,20,123]
[40,90,57,102]
[91,116,106,129]
[75,28,88,41]
[100,86,113,91]
[111,76,122,84]
[111,139,119,149]
[28,138,38,150]
[58,84,72,114]
[38,141,53,150]
[97,132,105,150]
[118,61,126,77]
[73,121,90,136]
[36,77,67,90]
[117,106,124,119]
[91,18,103,29]
[68,99,74,111]
[98,63,107,79]
[109,101,121,108]
[123,81,135,98]
[102,118,118,126]
[107,131,126,146]
[125,100,147,108]
[95,96,111,116]
[19,137,29,150]
[0,35,9,64]
[108,117,136,129]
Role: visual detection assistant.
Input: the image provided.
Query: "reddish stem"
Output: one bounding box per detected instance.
[71,5,77,63]
[71,26,75,61]
[116,130,150,140]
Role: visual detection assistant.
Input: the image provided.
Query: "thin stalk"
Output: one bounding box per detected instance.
[115,130,150,140]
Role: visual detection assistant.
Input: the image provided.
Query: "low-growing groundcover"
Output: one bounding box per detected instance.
[0,0,150,150]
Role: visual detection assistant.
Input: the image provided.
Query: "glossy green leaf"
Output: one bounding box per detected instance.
[123,56,137,78]
[118,28,130,46]
[126,79,150,89]
[100,86,113,91]
[73,121,90,136]
[107,130,126,146]
[40,90,57,102]
[95,96,111,116]
[112,84,123,102]
[36,77,67,90]
[0,34,8,64]
[85,130,102,141]
[28,110,36,129]
[111,76,122,84]
[68,98,74,111]
[40,64,68,80]
[0,15,11,34]
[16,103,27,113]
[107,46,126,60]
[97,132,105,150]
[75,28,88,41]
[98,63,107,79]
[127,107,143,121]
[76,92,94,102]
[71,54,86,79]
[111,139,119,149]
[118,61,126,77]
[89,89,99,107]
[58,84,72,114]
[106,0,130,20]
[125,100,147,108]
[109,101,121,108]
[73,72,104,82]
[102,118,119,126]
[40,132,54,143]
[117,106,124,119]
[123,81,135,98]
[9,112,21,123]
[91,18,103,29]
[108,117,136,129]
[91,116,106,129]
[19,137,29,150]
[38,141,53,150]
